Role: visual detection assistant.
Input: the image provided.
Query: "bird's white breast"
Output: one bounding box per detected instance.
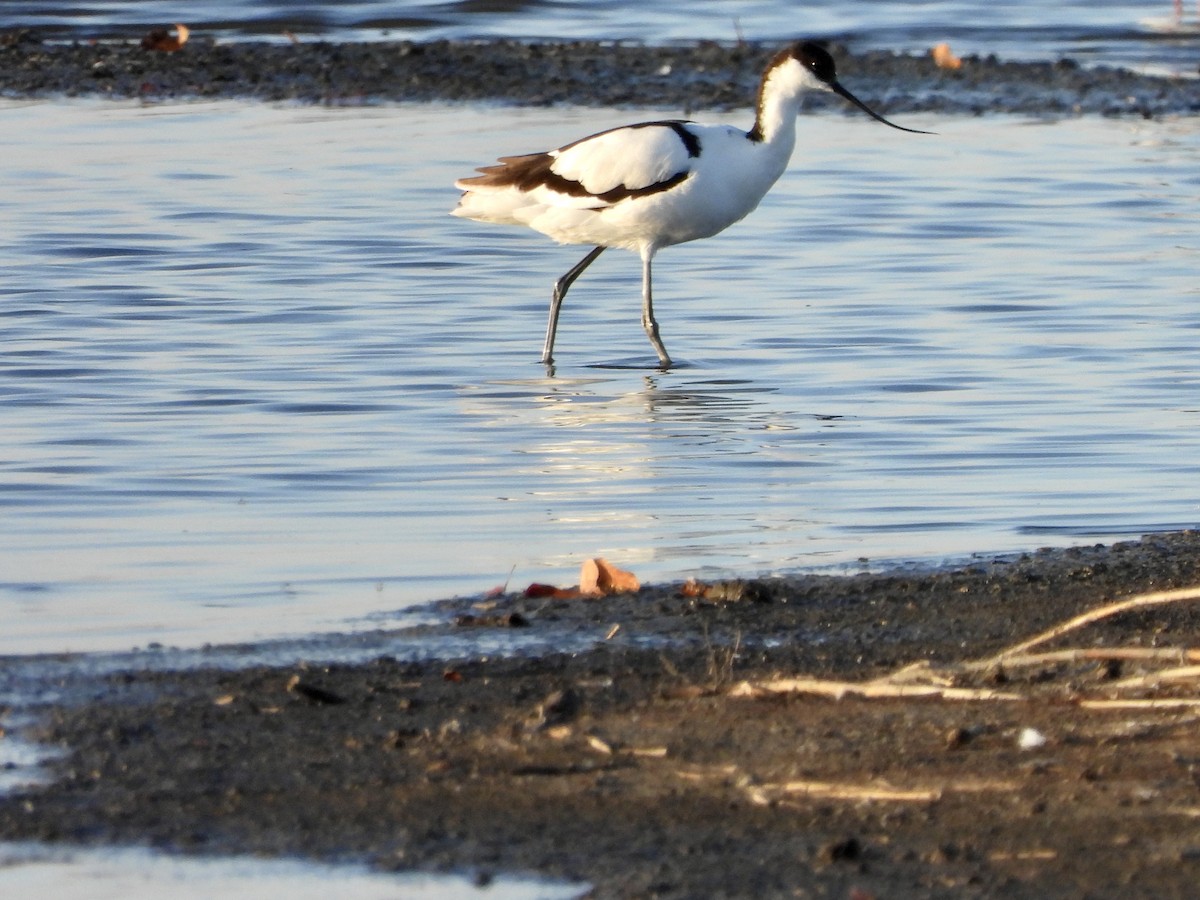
[621,124,796,251]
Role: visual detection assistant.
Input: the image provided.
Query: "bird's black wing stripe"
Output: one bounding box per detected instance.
[460,152,692,203]
[653,121,702,158]
[557,119,701,159]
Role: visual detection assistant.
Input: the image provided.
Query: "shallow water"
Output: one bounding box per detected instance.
[0,843,587,898]
[2,101,1198,654]
[4,0,1200,74]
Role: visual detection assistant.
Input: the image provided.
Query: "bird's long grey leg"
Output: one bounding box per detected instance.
[543,245,606,366]
[640,252,672,369]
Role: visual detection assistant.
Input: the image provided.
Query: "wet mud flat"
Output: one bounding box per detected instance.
[1,32,1198,116]
[5,533,1200,897]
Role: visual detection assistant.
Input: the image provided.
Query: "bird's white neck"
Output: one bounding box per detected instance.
[751,91,802,149]
[747,63,807,150]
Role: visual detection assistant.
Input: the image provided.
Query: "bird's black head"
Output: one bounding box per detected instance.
[786,40,932,135]
[789,41,838,87]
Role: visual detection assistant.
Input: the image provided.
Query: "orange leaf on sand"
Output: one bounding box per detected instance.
[141,23,190,52]
[579,558,640,598]
[930,42,962,70]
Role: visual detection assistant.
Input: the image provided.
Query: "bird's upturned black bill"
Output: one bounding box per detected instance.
[832,81,932,134]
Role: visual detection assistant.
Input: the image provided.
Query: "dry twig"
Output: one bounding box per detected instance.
[732,584,1200,707]
[985,585,1200,661]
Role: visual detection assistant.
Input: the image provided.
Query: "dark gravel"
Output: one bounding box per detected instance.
[2,31,1198,117]
[5,532,1200,896]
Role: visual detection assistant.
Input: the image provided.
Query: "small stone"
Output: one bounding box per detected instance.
[823,836,862,862]
[945,727,972,749]
[1018,727,1047,750]
[286,674,346,705]
[534,687,581,729]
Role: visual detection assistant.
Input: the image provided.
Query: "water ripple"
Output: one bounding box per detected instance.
[1,101,1198,654]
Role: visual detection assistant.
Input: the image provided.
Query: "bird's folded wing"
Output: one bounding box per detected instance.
[549,121,699,199]
[456,121,698,210]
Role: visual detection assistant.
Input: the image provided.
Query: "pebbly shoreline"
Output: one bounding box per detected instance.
[1,31,1198,116]
[4,532,1200,896]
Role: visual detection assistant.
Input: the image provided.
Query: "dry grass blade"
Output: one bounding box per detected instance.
[1106,664,1200,690]
[867,660,950,686]
[759,780,942,803]
[960,646,1200,673]
[731,677,1024,702]
[990,849,1058,862]
[748,776,1021,805]
[1078,698,1200,710]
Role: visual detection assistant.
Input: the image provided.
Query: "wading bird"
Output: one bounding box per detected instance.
[452,41,927,369]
